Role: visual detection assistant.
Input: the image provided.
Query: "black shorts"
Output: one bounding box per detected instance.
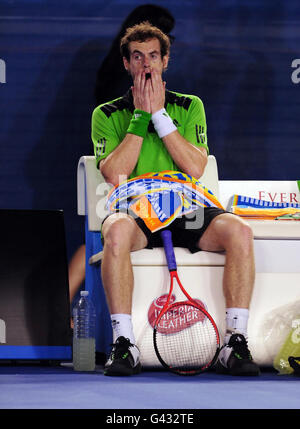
[102,206,229,254]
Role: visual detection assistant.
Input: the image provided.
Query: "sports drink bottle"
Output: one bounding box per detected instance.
[273,317,300,374]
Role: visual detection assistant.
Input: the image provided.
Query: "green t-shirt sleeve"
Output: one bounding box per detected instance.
[91,107,120,168]
[183,96,209,155]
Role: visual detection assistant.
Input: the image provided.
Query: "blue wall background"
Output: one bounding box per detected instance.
[1,0,300,259]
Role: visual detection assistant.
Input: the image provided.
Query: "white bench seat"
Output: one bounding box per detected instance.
[248,219,300,239]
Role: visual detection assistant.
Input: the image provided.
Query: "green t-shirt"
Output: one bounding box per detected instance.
[91,89,208,179]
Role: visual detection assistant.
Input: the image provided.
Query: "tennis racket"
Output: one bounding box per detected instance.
[153,229,220,375]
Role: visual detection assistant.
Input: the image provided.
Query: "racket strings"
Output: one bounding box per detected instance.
[154,304,219,374]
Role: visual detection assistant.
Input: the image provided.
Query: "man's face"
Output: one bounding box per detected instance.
[123,37,169,80]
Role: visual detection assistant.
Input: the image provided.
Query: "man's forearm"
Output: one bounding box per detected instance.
[100,133,143,186]
[162,131,208,179]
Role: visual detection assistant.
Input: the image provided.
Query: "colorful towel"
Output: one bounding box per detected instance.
[105,171,224,232]
[230,194,300,220]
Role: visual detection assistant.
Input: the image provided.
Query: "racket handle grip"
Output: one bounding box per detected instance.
[161,230,177,271]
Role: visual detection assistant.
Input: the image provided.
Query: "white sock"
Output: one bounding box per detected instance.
[111,314,139,364]
[111,313,135,343]
[225,307,249,344]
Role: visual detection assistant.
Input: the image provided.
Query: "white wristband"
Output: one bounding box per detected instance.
[151,108,177,138]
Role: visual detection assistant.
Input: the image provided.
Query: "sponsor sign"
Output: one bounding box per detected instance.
[147,294,207,335]
[219,180,300,209]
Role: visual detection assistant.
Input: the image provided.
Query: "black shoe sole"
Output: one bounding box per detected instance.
[104,362,142,377]
[215,361,260,376]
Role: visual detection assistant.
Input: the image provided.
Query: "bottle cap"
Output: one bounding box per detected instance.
[80,291,89,296]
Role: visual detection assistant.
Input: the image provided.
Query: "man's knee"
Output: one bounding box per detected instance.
[209,214,253,251]
[102,214,137,255]
[224,217,254,254]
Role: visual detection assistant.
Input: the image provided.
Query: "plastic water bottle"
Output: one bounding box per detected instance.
[73,291,96,371]
[273,317,300,374]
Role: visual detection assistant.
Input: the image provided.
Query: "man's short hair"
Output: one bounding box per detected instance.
[120,21,170,61]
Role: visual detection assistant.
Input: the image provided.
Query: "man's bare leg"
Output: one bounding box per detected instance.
[198,212,259,375]
[101,213,148,376]
[101,213,148,315]
[198,213,255,310]
[68,244,86,329]
[68,244,86,305]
